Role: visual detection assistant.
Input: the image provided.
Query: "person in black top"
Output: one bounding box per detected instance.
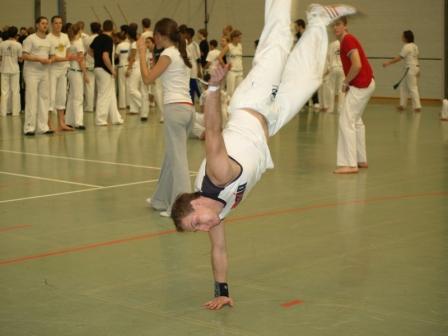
[198,28,209,68]
[89,20,123,126]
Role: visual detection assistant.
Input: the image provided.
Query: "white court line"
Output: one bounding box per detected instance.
[0,149,162,170]
[0,171,102,188]
[0,179,159,204]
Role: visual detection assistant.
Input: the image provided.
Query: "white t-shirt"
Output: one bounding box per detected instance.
[47,32,70,70]
[206,49,220,64]
[68,39,84,70]
[116,40,130,67]
[160,46,191,104]
[22,33,54,74]
[0,40,22,74]
[327,40,342,71]
[195,110,273,219]
[400,43,419,67]
[84,33,98,70]
[130,41,140,69]
[228,43,243,72]
[187,41,201,79]
[141,30,153,39]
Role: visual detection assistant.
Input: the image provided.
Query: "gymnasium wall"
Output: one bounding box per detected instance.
[0,0,444,99]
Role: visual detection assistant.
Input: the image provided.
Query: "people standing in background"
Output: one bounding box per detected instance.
[383,30,421,112]
[0,26,23,117]
[126,27,142,115]
[293,19,305,42]
[204,39,220,72]
[186,27,202,103]
[89,20,123,126]
[137,17,194,217]
[324,39,344,113]
[198,28,209,68]
[83,22,100,112]
[333,16,375,174]
[47,16,74,131]
[152,43,165,122]
[218,29,243,97]
[22,16,54,135]
[66,22,88,130]
[141,18,153,39]
[115,30,130,110]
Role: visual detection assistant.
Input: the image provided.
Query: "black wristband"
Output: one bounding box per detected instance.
[214,282,229,297]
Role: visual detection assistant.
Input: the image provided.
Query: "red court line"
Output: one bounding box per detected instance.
[281,299,304,308]
[0,191,446,267]
[0,229,175,266]
[0,224,32,233]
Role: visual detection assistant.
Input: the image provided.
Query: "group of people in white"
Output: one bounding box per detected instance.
[0,16,245,137]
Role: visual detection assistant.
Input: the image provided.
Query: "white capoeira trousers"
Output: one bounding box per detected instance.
[337,80,375,167]
[229,0,328,137]
[117,66,128,109]
[400,65,421,109]
[1,73,21,116]
[441,99,448,120]
[153,77,164,118]
[84,69,95,111]
[127,67,142,113]
[23,70,50,133]
[49,68,68,111]
[226,70,243,97]
[94,68,123,125]
[65,70,84,127]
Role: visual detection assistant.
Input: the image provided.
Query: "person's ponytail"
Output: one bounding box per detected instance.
[177,35,192,69]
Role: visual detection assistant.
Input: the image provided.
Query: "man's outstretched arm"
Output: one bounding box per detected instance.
[204,222,234,310]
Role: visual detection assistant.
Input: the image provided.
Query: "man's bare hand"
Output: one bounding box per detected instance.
[209,62,230,86]
[203,296,234,310]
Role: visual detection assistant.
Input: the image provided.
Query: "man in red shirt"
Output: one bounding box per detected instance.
[333,17,375,174]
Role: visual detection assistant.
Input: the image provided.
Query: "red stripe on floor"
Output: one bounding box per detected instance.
[0,191,446,267]
[0,224,32,233]
[281,299,303,308]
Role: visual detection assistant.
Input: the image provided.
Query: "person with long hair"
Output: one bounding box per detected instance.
[137,17,194,217]
[383,30,421,112]
[218,29,243,97]
[65,22,89,129]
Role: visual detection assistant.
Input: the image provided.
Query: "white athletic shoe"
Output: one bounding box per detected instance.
[307,4,356,25]
[160,211,170,218]
[146,198,152,207]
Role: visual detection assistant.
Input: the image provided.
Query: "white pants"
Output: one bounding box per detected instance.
[153,77,164,117]
[325,67,344,113]
[1,73,21,116]
[400,65,421,109]
[117,66,128,109]
[66,70,84,127]
[226,70,243,97]
[441,99,448,119]
[140,80,150,118]
[23,70,50,133]
[127,67,142,113]
[94,68,123,125]
[83,69,95,111]
[49,68,68,111]
[229,0,328,136]
[337,80,375,167]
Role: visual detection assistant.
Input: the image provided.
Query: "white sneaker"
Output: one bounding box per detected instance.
[160,211,170,218]
[307,4,356,25]
[146,198,152,207]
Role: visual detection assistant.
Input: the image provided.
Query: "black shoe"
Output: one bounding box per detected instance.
[24,131,35,136]
[140,117,148,122]
[43,130,54,135]
[75,125,86,130]
[66,124,74,128]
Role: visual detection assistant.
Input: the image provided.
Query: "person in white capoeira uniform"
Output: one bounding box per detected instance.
[0,26,23,117]
[169,0,356,310]
[218,29,243,97]
[115,32,130,110]
[83,22,100,112]
[89,20,123,126]
[66,22,89,129]
[383,30,421,112]
[323,39,344,113]
[22,16,55,136]
[47,16,73,131]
